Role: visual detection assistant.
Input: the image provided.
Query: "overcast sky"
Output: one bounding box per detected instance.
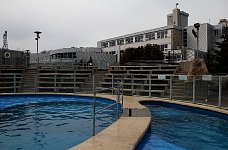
[0,0,227,53]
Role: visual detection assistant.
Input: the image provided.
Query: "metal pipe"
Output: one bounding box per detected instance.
[13,74,16,93]
[218,76,222,107]
[116,82,120,118]
[95,103,117,114]
[193,76,196,102]
[112,74,114,95]
[54,74,57,93]
[121,80,124,108]
[197,29,199,58]
[149,75,151,97]
[74,72,76,93]
[170,75,172,99]
[36,39,39,67]
[131,74,133,96]
[92,74,96,136]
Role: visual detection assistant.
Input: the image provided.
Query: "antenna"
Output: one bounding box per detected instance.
[176,3,179,9]
[2,31,8,49]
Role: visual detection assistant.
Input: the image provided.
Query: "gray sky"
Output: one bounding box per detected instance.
[0,0,227,53]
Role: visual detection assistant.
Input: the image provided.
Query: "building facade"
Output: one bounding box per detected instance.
[97,6,227,63]
[97,6,188,63]
[30,47,117,69]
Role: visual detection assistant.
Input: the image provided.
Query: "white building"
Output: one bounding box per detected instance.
[97,6,188,63]
[97,6,227,62]
[30,47,117,69]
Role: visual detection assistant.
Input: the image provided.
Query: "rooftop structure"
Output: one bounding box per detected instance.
[30,47,117,69]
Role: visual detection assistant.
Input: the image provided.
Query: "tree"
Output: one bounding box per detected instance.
[215,26,228,73]
[120,44,164,65]
[206,26,228,74]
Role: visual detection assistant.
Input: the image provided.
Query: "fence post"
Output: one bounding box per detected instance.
[92,74,96,136]
[117,82,120,119]
[13,74,16,93]
[121,79,124,107]
[131,74,133,96]
[35,74,37,93]
[218,76,222,107]
[111,74,114,95]
[170,75,172,100]
[149,75,151,97]
[54,74,57,93]
[193,75,196,102]
[74,72,76,93]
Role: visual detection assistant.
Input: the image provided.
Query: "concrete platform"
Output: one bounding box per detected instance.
[69,94,228,150]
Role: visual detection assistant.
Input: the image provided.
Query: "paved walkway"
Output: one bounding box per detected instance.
[69,94,151,150]
[69,94,228,150]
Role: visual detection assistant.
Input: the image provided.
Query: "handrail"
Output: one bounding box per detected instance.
[92,75,123,136]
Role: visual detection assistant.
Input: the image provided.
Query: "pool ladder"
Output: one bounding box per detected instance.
[92,75,123,136]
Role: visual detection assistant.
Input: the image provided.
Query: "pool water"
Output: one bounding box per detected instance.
[137,102,228,150]
[0,95,118,150]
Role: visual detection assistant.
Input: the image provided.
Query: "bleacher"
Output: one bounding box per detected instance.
[100,64,178,97]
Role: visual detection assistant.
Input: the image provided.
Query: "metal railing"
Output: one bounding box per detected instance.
[0,73,227,109]
[0,73,23,93]
[100,74,228,108]
[92,75,123,136]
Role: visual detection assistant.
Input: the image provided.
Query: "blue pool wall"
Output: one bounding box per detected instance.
[141,100,228,122]
[0,94,115,110]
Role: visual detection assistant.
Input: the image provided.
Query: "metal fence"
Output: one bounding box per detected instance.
[0,72,227,108]
[99,74,228,108]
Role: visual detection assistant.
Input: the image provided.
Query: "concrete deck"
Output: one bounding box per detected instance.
[69,94,151,150]
[69,94,228,150]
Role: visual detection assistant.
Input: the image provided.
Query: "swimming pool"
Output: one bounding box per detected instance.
[137,101,228,150]
[0,94,119,150]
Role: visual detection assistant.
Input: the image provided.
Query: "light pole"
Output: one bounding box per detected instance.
[34,31,42,67]
[192,23,200,58]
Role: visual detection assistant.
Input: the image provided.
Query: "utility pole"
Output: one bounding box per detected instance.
[34,31,42,68]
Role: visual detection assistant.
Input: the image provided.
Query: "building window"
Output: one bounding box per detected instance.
[161,31,164,38]
[160,44,168,51]
[157,32,161,39]
[135,35,143,42]
[68,52,73,58]
[73,52,76,58]
[102,42,108,48]
[214,29,221,37]
[183,28,187,47]
[125,37,133,44]
[117,39,124,45]
[164,30,168,38]
[145,32,155,41]
[157,30,168,39]
[130,37,133,43]
[125,37,130,44]
[109,41,115,47]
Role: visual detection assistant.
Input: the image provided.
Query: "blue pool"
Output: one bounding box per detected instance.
[0,94,118,150]
[137,101,228,150]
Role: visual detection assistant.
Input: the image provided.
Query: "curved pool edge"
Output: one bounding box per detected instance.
[70,95,228,150]
[2,93,227,150]
[139,97,228,116]
[69,94,151,150]
[0,93,151,150]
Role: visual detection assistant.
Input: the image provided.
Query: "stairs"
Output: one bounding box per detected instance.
[21,69,37,93]
[172,77,185,99]
[80,70,108,93]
